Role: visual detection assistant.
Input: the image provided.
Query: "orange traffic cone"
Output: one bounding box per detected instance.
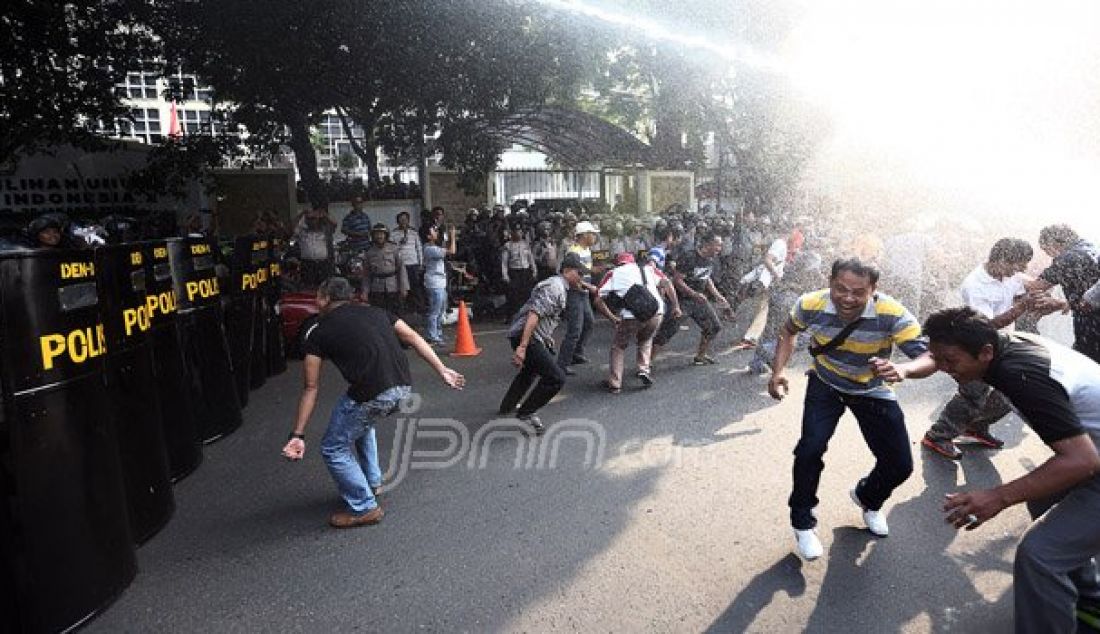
[450,300,482,357]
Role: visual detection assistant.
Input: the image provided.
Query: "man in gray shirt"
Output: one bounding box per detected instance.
[497,252,588,434]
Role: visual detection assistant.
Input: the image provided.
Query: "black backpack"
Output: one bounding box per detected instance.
[607,262,660,322]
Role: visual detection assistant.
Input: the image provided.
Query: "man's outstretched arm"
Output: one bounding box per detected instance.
[394,319,465,389]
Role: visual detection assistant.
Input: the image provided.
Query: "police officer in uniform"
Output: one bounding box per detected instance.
[363,223,408,314]
[502,220,536,318]
[532,220,559,281]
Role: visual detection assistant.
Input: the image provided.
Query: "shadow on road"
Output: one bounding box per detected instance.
[704,554,807,633]
[801,449,1011,633]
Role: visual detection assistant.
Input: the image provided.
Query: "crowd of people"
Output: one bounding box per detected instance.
[285,205,1100,632]
[8,198,1100,631]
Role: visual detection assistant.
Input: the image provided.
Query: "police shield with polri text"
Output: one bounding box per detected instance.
[0,249,137,633]
[169,238,242,443]
[143,239,202,481]
[265,237,288,376]
[95,243,175,544]
[224,235,262,405]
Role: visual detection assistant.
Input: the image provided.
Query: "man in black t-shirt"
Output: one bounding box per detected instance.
[923,307,1100,632]
[652,232,731,365]
[1027,224,1100,363]
[281,277,465,529]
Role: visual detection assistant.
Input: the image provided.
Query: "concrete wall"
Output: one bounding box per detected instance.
[0,141,204,229]
[428,169,490,224]
[210,168,296,237]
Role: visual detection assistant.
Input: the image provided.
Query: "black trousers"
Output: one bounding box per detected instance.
[300,258,334,287]
[557,288,594,368]
[505,268,535,318]
[789,373,914,529]
[369,291,401,315]
[404,264,424,312]
[499,336,566,417]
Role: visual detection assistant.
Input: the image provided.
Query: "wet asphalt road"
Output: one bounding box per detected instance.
[84,314,1076,633]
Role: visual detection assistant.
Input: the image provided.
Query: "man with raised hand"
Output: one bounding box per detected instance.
[282,277,464,529]
[768,258,935,561]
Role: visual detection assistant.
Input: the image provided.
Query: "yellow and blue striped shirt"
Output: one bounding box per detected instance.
[789,289,928,400]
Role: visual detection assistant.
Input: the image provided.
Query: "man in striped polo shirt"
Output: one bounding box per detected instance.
[768,258,937,560]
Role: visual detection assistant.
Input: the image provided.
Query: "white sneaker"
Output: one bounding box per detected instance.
[850,488,889,537]
[794,529,824,560]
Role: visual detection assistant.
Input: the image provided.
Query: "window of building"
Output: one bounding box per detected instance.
[178,108,221,135]
[167,71,214,103]
[116,107,162,144]
[120,72,160,100]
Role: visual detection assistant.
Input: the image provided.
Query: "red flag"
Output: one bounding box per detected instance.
[168,102,183,139]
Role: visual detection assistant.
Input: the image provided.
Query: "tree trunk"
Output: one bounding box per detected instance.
[651,48,690,169]
[336,106,381,185]
[286,114,327,208]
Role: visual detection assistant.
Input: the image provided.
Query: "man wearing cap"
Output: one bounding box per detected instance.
[594,252,681,391]
[363,223,408,314]
[498,252,590,433]
[557,220,601,375]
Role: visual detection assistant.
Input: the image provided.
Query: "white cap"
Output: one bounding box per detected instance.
[574,221,600,236]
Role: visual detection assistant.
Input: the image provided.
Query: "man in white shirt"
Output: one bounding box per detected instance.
[922,238,1038,460]
[393,211,423,313]
[731,234,789,349]
[594,252,681,391]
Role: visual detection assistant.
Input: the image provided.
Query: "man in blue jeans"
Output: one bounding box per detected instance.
[281,277,465,528]
[422,224,456,345]
[768,258,936,560]
[558,221,600,375]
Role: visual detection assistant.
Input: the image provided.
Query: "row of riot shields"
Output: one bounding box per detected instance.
[222,236,287,409]
[0,236,286,633]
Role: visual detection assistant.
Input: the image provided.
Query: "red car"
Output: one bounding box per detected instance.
[277,291,321,357]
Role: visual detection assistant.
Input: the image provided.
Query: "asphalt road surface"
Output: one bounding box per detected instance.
[85,314,1078,633]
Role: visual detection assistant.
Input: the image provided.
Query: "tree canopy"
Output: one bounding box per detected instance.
[3,0,826,215]
[1,0,160,162]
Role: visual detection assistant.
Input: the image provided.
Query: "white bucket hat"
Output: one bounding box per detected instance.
[573,221,600,236]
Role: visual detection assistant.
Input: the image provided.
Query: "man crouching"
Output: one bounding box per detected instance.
[281,277,465,528]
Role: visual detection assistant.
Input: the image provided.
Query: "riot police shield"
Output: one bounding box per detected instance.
[169,239,242,443]
[0,250,136,633]
[265,238,288,376]
[246,238,270,389]
[95,244,174,544]
[224,236,259,405]
[143,239,201,481]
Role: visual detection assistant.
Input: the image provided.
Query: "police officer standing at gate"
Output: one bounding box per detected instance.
[363,223,408,314]
[502,220,536,319]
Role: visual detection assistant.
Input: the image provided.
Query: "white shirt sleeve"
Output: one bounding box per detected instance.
[961,281,1003,319]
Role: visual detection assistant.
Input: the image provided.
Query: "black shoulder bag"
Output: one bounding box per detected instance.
[620,262,660,322]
